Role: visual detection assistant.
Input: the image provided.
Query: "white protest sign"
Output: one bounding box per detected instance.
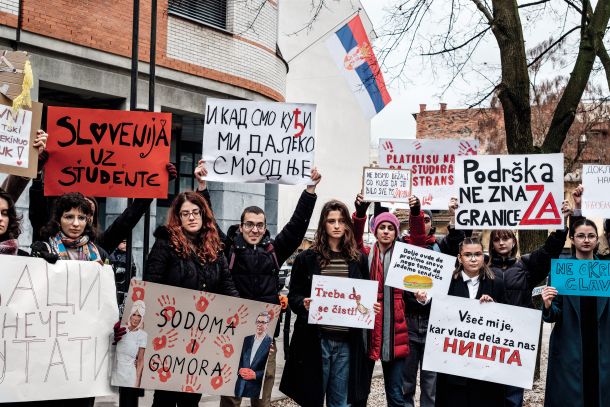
[0,105,32,167]
[308,275,378,329]
[582,164,610,217]
[532,285,546,297]
[378,139,479,209]
[0,256,118,402]
[385,242,454,298]
[422,295,541,389]
[455,153,564,230]
[202,98,316,184]
[361,167,412,203]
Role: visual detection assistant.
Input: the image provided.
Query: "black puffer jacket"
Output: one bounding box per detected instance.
[144,226,238,296]
[223,189,317,305]
[490,228,568,308]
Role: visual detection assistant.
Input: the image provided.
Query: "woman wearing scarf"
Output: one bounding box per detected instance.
[113,300,147,389]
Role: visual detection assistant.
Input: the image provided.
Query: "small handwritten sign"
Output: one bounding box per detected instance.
[0,97,42,177]
[582,164,610,218]
[549,259,610,297]
[361,167,412,203]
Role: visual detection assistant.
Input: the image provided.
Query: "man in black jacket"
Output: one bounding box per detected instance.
[194,161,321,407]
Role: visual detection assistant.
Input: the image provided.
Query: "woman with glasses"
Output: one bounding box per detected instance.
[541,185,610,407]
[143,191,238,407]
[435,237,507,407]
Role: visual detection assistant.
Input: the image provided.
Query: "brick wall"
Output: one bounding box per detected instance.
[0,0,286,101]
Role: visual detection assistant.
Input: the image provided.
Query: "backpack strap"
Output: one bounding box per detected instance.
[266,243,280,272]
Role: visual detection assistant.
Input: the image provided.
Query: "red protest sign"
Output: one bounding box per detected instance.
[45,107,172,198]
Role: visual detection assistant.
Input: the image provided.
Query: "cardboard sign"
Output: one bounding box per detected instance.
[113,280,281,398]
[582,165,610,218]
[385,242,455,298]
[455,153,564,230]
[422,295,541,389]
[549,259,610,297]
[0,255,118,402]
[378,139,479,209]
[202,98,316,184]
[45,107,172,198]
[308,275,378,329]
[361,167,412,203]
[0,96,42,177]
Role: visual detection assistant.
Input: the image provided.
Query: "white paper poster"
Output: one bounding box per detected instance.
[385,242,455,298]
[0,105,32,168]
[308,275,378,329]
[378,139,479,209]
[582,164,610,218]
[361,167,412,203]
[455,153,564,229]
[422,295,541,389]
[0,256,118,402]
[202,98,316,184]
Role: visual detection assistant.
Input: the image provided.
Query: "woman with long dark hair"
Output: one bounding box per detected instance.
[0,188,27,256]
[280,200,373,407]
[143,191,238,406]
[435,237,507,407]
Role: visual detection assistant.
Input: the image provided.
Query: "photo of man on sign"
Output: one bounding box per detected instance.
[234,311,273,398]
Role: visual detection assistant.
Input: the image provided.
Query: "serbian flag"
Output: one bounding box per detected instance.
[326,15,391,119]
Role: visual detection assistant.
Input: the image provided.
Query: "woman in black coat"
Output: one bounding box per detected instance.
[143,190,238,407]
[0,188,28,256]
[435,237,507,407]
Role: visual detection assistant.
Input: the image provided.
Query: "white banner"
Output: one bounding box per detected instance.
[422,295,541,389]
[582,164,610,218]
[378,139,479,209]
[361,167,412,203]
[202,98,316,184]
[385,242,455,298]
[0,256,118,402]
[455,153,564,229]
[308,275,378,329]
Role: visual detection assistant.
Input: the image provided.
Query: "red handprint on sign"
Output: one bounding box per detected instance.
[226,304,249,328]
[421,194,433,206]
[213,335,234,358]
[181,374,202,393]
[193,292,216,313]
[358,312,373,326]
[153,328,178,351]
[264,304,280,322]
[131,279,146,301]
[156,295,177,320]
[458,141,477,156]
[158,368,171,383]
[413,141,422,150]
[210,364,233,390]
[382,140,394,152]
[185,327,206,354]
[310,308,323,322]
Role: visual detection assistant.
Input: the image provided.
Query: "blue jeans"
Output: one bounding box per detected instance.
[320,338,350,407]
[382,359,407,407]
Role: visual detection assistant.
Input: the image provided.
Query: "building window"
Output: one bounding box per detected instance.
[168,0,227,30]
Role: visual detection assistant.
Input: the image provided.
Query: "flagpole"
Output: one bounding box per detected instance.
[286,8,361,64]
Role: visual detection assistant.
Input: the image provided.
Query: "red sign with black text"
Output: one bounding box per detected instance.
[45,107,171,198]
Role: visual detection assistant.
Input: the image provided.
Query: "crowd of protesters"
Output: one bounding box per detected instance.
[1,129,609,407]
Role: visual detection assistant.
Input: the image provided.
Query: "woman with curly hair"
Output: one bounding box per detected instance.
[144,191,238,407]
[280,200,375,407]
[0,188,27,256]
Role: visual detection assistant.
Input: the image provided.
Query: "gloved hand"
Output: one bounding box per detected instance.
[113,321,127,345]
[354,193,371,218]
[30,241,59,264]
[279,294,288,310]
[166,163,178,181]
[409,196,421,217]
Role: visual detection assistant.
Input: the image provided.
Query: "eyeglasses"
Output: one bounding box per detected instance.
[179,209,201,220]
[62,214,88,223]
[574,233,598,241]
[255,320,269,325]
[461,252,484,260]
[243,222,266,231]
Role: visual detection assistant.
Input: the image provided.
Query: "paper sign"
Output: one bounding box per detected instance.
[549,259,610,297]
[455,153,564,230]
[0,95,42,178]
[422,295,541,389]
[582,165,610,217]
[0,255,118,402]
[308,275,378,329]
[378,139,479,209]
[113,280,281,398]
[385,242,454,298]
[202,98,316,184]
[361,167,412,203]
[44,107,172,198]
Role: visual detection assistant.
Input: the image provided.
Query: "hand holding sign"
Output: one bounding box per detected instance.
[572,184,583,209]
[541,286,558,309]
[306,166,322,194]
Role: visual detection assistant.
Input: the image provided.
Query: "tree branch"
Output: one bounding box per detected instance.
[527,26,581,68]
[596,43,610,90]
[422,27,490,56]
[518,0,550,9]
[563,0,583,15]
[471,0,494,24]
